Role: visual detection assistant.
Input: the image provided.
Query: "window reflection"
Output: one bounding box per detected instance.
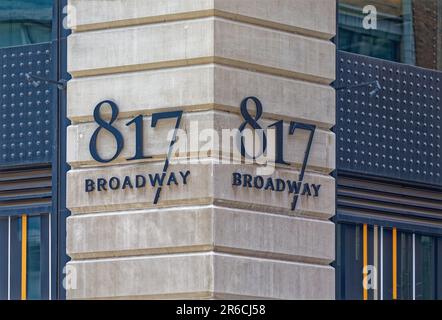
[339,0,442,71]
[397,232,413,300]
[0,215,48,300]
[337,223,442,300]
[27,216,41,300]
[415,235,436,300]
[0,218,8,300]
[0,0,53,49]
[342,224,364,300]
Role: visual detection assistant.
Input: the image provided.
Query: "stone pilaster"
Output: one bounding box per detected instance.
[66,0,336,299]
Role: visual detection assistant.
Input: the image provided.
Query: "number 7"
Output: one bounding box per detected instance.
[289,122,316,210]
[151,111,183,204]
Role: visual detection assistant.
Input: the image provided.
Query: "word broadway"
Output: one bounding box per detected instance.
[84,170,191,192]
[232,172,321,197]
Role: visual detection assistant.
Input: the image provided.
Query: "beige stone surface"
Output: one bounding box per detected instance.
[213,254,335,300]
[213,0,336,39]
[68,0,213,31]
[66,0,337,301]
[213,19,335,83]
[67,206,335,264]
[68,18,335,82]
[67,110,335,173]
[212,208,335,264]
[67,161,210,214]
[67,253,334,299]
[213,164,335,219]
[68,18,215,77]
[67,207,214,260]
[67,65,335,128]
[66,161,335,218]
[69,0,336,39]
[67,253,214,299]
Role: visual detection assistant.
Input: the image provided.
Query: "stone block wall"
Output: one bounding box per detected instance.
[66,0,337,299]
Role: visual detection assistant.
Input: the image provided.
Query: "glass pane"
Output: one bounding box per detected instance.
[0,0,53,49]
[415,234,436,300]
[336,223,343,299]
[397,231,413,300]
[339,223,364,299]
[27,216,41,300]
[382,228,393,300]
[339,0,442,71]
[366,225,375,300]
[0,218,8,300]
[437,238,442,299]
[3,215,48,300]
[9,216,22,300]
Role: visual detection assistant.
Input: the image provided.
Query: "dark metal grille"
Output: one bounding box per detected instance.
[337,51,442,186]
[0,165,52,215]
[0,42,54,167]
[336,174,442,235]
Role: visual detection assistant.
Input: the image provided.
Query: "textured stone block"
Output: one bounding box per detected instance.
[67,110,335,173]
[65,0,337,301]
[67,253,335,299]
[69,0,336,39]
[67,206,335,264]
[68,18,335,83]
[67,65,335,128]
[66,162,335,218]
[213,254,335,300]
[67,253,213,299]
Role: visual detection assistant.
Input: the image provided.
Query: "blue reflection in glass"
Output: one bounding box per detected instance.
[27,216,41,300]
[0,218,9,300]
[0,0,53,48]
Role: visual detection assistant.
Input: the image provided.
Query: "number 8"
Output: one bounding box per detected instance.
[89,100,124,163]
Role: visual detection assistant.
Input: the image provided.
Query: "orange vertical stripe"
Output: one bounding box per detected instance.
[21,215,27,300]
[363,224,368,300]
[392,228,397,300]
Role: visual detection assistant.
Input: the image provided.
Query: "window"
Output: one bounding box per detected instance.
[0,217,8,300]
[339,0,442,71]
[415,235,436,299]
[0,0,53,49]
[26,216,43,300]
[0,214,50,300]
[337,223,442,300]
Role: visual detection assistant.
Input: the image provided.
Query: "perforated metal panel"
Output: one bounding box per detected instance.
[336,51,442,186]
[0,43,54,166]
